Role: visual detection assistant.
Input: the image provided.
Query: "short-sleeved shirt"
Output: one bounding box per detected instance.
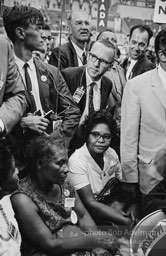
[69,143,122,197]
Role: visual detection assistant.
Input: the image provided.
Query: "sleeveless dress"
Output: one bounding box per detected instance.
[12,176,91,256]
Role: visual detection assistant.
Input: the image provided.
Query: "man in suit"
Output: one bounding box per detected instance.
[62,39,114,121]
[61,39,114,153]
[96,29,126,111]
[3,5,80,164]
[0,36,26,136]
[122,24,155,80]
[49,11,91,70]
[121,30,166,210]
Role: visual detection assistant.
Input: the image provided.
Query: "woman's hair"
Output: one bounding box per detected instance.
[25,136,68,177]
[0,139,13,187]
[80,110,117,142]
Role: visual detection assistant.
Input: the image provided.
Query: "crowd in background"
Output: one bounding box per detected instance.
[0,4,166,256]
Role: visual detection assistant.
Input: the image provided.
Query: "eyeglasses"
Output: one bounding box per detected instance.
[42,36,53,41]
[88,52,114,68]
[90,132,112,141]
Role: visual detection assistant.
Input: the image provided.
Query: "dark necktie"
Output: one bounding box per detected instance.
[82,52,87,65]
[24,63,37,112]
[89,82,95,115]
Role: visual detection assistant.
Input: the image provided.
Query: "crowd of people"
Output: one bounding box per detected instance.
[0,3,166,256]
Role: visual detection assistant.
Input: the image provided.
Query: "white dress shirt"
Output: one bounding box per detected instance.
[126,59,137,80]
[158,64,166,93]
[15,56,44,115]
[71,41,85,67]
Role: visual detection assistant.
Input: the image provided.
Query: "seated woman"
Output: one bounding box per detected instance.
[11,136,117,256]
[69,110,131,226]
[0,139,21,256]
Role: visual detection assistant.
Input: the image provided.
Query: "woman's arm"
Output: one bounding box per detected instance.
[11,193,116,255]
[77,185,131,226]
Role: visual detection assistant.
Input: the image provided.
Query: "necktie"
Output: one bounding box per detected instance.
[82,52,87,65]
[24,63,37,112]
[89,82,95,115]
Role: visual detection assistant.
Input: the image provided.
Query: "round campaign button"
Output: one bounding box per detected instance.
[41,75,47,82]
[70,210,78,224]
[64,189,70,197]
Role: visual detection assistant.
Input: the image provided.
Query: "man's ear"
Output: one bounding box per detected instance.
[158,50,166,63]
[67,25,72,35]
[15,27,25,40]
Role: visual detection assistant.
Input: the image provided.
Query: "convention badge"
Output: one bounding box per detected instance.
[64,197,75,208]
[70,210,78,224]
[41,75,47,82]
[73,87,85,103]
[64,188,70,197]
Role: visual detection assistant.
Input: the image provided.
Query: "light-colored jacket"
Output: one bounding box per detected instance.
[121,68,166,194]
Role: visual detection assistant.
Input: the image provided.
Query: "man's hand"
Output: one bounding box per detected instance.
[126,203,139,226]
[20,114,50,134]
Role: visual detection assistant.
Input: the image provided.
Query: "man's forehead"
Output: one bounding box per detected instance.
[72,12,89,21]
[131,28,149,40]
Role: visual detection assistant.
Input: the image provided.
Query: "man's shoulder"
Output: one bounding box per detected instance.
[129,68,157,84]
[52,41,74,54]
[62,66,85,77]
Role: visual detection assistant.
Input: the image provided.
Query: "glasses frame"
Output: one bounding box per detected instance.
[88,52,114,68]
[90,132,112,141]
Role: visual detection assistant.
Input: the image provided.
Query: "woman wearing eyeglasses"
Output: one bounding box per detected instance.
[69,110,131,227]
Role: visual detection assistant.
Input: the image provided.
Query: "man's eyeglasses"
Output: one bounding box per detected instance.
[42,36,53,41]
[90,132,112,141]
[88,52,114,68]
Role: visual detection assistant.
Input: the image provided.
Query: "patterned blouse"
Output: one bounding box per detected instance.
[12,176,91,256]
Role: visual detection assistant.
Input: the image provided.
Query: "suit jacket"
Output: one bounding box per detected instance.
[121,68,166,194]
[61,66,113,114]
[122,54,155,79]
[0,36,26,133]
[49,39,78,70]
[13,57,80,143]
[105,62,126,111]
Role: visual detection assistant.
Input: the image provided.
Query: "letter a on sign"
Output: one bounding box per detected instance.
[97,0,109,32]
[154,0,166,23]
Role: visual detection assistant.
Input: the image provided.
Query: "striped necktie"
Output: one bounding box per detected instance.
[89,82,96,115]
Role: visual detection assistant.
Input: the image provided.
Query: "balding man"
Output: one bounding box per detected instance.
[49,11,91,70]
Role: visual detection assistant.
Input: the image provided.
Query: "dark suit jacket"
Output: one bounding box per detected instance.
[12,58,80,144]
[61,66,113,115]
[122,54,155,79]
[49,39,78,70]
[0,36,26,134]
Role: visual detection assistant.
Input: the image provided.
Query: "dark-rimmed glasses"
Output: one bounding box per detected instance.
[90,132,112,141]
[88,52,114,68]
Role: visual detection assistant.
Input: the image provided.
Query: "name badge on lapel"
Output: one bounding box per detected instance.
[0,72,4,90]
[73,86,85,103]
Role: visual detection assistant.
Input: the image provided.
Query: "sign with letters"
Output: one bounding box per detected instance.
[154,0,166,23]
[97,0,109,32]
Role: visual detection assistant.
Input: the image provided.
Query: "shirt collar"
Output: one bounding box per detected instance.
[14,55,34,71]
[71,40,84,59]
[158,64,166,82]
[86,68,101,87]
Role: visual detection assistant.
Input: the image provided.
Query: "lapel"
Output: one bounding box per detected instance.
[100,77,109,109]
[68,39,78,66]
[151,68,166,109]
[33,58,50,113]
[78,68,87,112]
